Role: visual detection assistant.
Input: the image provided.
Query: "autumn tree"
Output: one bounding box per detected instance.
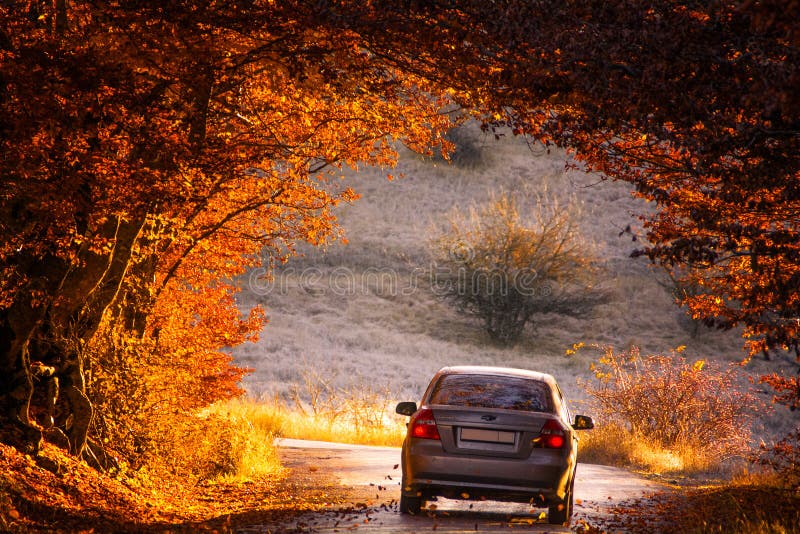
[0,1,452,462]
[431,192,607,345]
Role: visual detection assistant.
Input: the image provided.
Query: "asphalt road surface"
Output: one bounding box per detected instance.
[239,439,669,533]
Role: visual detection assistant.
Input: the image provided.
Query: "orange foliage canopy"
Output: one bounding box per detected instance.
[0,1,451,460]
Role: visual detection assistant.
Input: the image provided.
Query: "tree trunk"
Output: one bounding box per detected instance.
[0,215,146,456]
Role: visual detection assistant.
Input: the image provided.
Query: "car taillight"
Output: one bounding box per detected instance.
[539,419,567,449]
[409,408,440,440]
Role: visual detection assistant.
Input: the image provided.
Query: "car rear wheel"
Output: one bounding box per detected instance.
[548,477,574,526]
[399,493,423,515]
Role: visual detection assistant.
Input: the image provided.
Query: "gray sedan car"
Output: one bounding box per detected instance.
[395,366,593,526]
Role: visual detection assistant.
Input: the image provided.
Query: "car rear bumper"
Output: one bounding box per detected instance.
[402,438,574,505]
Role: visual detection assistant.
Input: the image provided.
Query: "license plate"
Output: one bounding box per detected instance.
[460,427,515,444]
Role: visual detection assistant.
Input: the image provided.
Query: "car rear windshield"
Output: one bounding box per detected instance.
[428,374,553,413]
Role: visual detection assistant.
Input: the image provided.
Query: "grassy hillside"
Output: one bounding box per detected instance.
[231,122,791,409]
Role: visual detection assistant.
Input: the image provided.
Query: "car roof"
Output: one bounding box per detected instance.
[434,365,558,385]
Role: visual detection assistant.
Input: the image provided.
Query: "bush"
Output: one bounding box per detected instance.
[200,400,284,482]
[430,191,609,345]
[84,304,248,479]
[579,345,760,469]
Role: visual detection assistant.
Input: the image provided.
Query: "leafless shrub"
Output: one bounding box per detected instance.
[289,368,395,438]
[430,191,610,345]
[289,368,341,422]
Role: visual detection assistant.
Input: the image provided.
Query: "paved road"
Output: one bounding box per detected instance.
[242,439,668,533]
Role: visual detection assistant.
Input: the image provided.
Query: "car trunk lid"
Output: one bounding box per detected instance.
[430,405,555,458]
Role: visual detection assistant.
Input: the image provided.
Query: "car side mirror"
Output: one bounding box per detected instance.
[573,414,594,430]
[396,401,418,416]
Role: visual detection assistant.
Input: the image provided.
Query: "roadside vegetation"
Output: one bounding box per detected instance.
[576,344,761,475]
[575,345,800,533]
[209,371,406,448]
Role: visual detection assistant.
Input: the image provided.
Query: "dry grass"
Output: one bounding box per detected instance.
[280,369,407,446]
[204,373,409,482]
[201,400,285,482]
[265,402,406,446]
[579,420,721,475]
[210,394,406,450]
